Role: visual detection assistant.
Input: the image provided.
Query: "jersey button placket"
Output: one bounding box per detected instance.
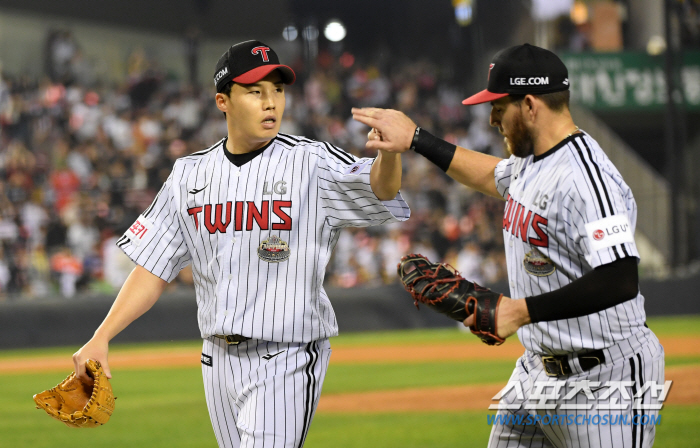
[229,237,236,278]
[226,232,236,281]
[219,227,236,315]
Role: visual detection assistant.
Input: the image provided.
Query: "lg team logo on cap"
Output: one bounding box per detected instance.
[488,63,495,80]
[252,46,271,62]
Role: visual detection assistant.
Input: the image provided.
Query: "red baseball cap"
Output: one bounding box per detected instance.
[214,40,296,92]
[463,44,569,105]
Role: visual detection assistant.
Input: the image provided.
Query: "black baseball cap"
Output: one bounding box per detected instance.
[214,40,296,92]
[463,43,569,105]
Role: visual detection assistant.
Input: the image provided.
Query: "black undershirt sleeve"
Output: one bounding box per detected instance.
[524,257,639,323]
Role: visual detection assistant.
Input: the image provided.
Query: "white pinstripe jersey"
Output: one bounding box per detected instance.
[117,133,410,343]
[494,132,645,355]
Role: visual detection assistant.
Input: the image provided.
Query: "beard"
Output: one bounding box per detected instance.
[503,111,534,158]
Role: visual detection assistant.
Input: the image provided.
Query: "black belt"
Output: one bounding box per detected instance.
[214,334,251,345]
[541,349,606,377]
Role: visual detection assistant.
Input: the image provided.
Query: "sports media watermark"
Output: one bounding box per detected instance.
[486,413,662,426]
[489,380,673,411]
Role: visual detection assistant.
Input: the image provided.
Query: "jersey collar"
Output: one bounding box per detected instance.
[533,133,581,163]
[222,137,276,167]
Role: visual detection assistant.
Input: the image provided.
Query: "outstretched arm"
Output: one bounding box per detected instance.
[446,148,503,199]
[72,265,168,381]
[465,257,639,339]
[352,107,503,199]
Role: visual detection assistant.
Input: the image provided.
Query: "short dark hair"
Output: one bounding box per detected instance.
[218,81,233,96]
[509,90,570,112]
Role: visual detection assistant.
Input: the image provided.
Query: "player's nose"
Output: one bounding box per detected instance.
[262,90,276,110]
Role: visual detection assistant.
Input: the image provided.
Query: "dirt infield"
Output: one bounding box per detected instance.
[0,347,200,374]
[328,335,700,364]
[317,364,700,413]
[6,336,700,412]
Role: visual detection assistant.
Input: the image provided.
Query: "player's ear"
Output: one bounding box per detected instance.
[215,93,229,113]
[522,95,538,123]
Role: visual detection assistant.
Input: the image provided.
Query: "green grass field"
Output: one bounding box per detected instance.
[2,315,699,447]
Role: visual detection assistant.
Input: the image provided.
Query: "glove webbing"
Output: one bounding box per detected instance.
[406,263,461,306]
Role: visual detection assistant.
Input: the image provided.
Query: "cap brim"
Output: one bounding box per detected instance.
[233,65,296,85]
[462,89,509,105]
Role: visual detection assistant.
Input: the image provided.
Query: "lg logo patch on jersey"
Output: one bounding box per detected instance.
[584,214,634,252]
[262,180,287,195]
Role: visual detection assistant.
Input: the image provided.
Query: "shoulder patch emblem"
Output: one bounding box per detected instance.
[343,159,370,176]
[125,215,153,247]
[584,214,634,252]
[523,249,556,277]
[257,235,291,263]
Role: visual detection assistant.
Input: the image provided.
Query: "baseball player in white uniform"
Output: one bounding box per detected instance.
[72,40,410,447]
[353,44,665,447]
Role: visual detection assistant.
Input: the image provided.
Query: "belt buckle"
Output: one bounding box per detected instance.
[225,335,242,345]
[541,356,564,377]
[224,335,249,345]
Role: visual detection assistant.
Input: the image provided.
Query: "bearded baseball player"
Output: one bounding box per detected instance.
[353,44,665,447]
[72,40,409,447]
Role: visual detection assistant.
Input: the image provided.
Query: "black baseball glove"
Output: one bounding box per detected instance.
[397,254,505,345]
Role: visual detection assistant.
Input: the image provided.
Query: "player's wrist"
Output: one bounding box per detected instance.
[377,148,400,159]
[409,127,456,172]
[513,297,531,326]
[491,297,530,340]
[91,329,112,345]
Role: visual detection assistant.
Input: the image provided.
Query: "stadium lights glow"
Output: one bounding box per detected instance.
[282,25,298,42]
[647,35,666,55]
[570,2,588,25]
[324,20,346,42]
[454,1,473,26]
[303,25,319,41]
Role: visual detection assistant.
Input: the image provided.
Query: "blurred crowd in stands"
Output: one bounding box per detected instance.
[0,30,507,300]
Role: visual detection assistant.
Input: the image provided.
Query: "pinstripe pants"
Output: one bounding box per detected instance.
[201,336,332,448]
[488,327,665,448]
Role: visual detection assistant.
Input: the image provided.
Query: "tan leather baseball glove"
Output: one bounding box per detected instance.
[33,359,116,428]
